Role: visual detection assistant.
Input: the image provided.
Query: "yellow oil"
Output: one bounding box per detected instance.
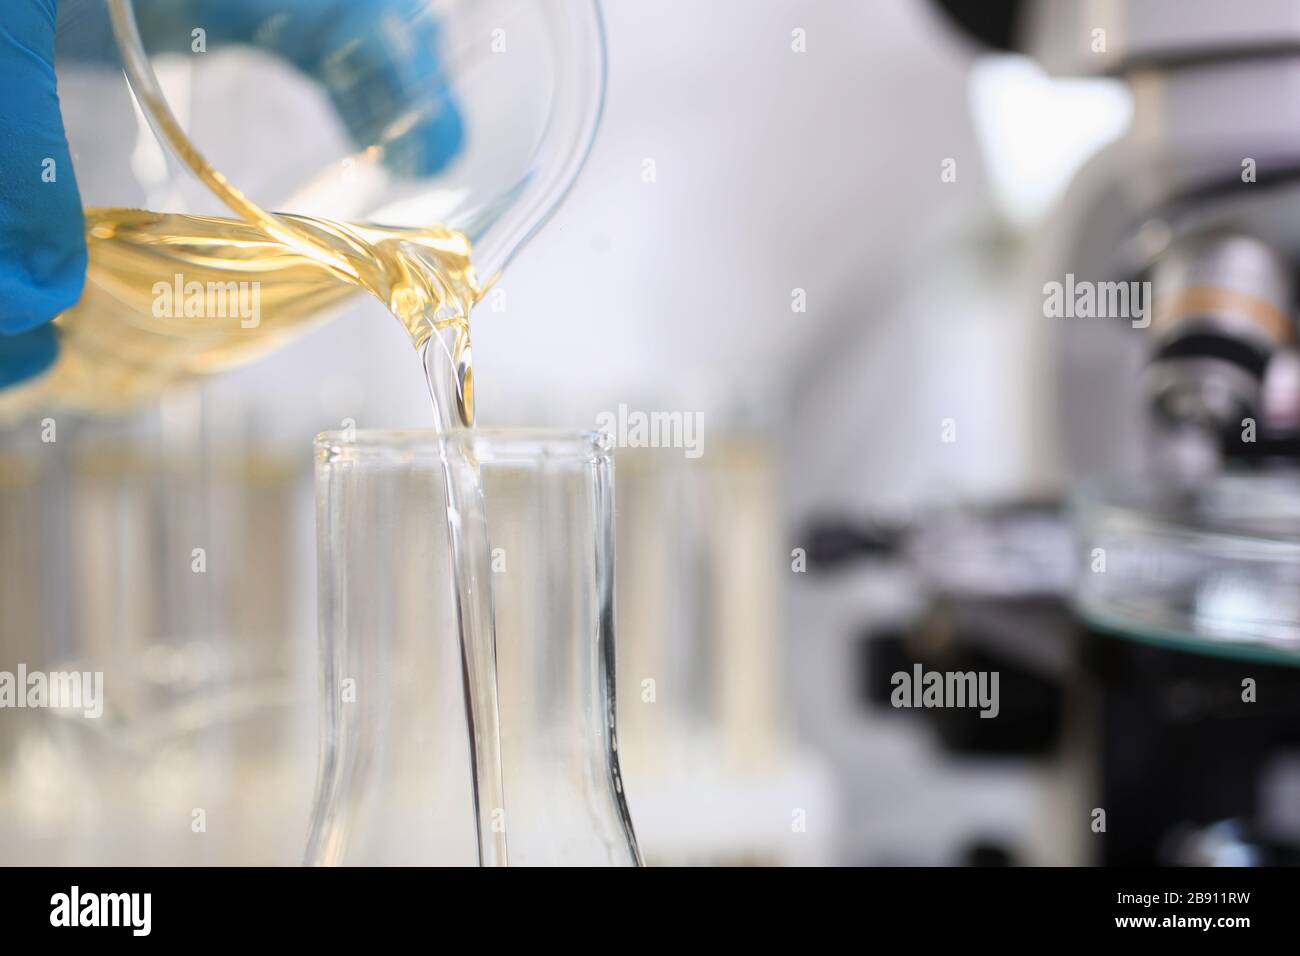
[3,206,483,422]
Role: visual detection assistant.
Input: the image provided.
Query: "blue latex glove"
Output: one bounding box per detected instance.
[0,0,77,385]
[0,0,463,387]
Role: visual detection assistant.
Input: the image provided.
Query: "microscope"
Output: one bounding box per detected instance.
[837,0,1300,865]
[1024,0,1300,866]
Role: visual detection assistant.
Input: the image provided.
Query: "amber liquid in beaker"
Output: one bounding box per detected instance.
[19,207,479,424]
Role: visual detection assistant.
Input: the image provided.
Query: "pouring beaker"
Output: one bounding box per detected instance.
[4,0,605,414]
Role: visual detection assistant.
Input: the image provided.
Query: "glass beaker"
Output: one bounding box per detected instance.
[4,0,605,415]
[306,430,640,866]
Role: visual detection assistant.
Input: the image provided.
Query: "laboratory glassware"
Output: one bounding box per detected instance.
[2,0,605,415]
[0,413,316,865]
[307,429,640,866]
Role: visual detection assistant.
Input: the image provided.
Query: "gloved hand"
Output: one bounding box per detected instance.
[0,0,463,388]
